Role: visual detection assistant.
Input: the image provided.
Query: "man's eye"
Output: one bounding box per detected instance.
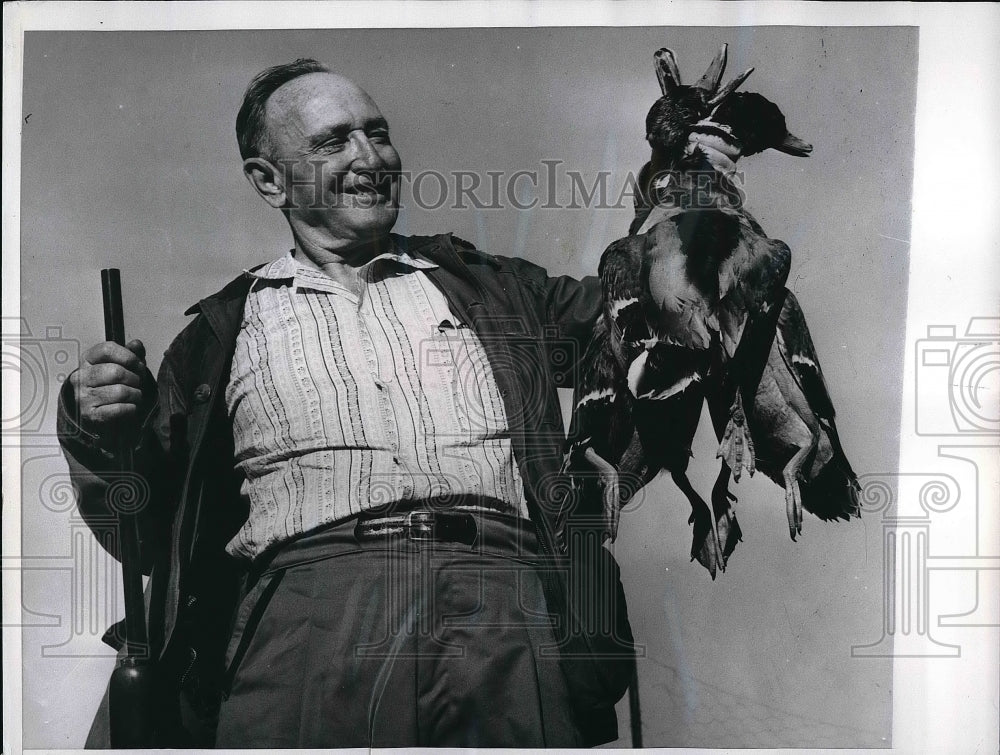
[317,140,346,153]
[369,130,391,144]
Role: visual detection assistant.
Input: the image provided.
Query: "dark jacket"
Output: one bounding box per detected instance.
[58,233,627,746]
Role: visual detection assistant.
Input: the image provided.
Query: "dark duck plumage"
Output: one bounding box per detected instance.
[706,286,862,540]
[687,95,860,540]
[567,46,822,578]
[689,91,814,165]
[633,45,754,233]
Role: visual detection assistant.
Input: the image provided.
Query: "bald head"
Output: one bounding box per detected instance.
[268,72,373,112]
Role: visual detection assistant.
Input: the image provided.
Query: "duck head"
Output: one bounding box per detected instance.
[646,44,755,162]
[687,91,812,174]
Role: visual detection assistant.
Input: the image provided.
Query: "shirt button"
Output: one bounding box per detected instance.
[193,384,212,403]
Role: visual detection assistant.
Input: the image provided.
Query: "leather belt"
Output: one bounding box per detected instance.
[354,510,478,546]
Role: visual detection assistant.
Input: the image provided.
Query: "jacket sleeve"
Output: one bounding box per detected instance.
[57,354,183,575]
[543,272,603,388]
[492,253,603,389]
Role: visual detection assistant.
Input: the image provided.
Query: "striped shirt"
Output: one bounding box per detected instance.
[224,246,529,560]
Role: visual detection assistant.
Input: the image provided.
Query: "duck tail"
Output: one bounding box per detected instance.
[800,456,862,522]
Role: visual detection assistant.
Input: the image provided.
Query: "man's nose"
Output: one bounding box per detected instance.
[348,133,384,170]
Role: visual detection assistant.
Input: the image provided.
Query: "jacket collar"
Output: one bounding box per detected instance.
[394,233,499,288]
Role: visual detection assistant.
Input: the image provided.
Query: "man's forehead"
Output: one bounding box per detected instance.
[268,72,382,124]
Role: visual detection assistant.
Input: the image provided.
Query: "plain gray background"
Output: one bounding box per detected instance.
[19,26,916,747]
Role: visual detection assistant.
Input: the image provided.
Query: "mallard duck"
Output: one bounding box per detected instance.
[707,289,862,541]
[685,95,859,540]
[567,47,818,578]
[632,44,753,234]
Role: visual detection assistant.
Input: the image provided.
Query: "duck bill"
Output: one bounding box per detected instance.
[707,67,754,107]
[695,43,728,96]
[775,132,813,156]
[654,47,682,94]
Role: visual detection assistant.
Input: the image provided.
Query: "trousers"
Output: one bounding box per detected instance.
[214,511,583,748]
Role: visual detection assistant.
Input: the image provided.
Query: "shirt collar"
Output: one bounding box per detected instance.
[245,241,439,295]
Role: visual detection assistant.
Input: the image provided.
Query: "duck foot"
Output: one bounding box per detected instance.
[673,471,726,577]
[782,441,814,540]
[583,447,622,543]
[717,393,756,482]
[784,476,803,541]
[689,506,742,579]
[688,486,743,579]
[712,463,743,562]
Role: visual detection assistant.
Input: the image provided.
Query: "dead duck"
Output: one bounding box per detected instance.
[632,44,753,234]
[707,288,862,541]
[683,93,859,539]
[687,90,813,174]
[567,46,796,578]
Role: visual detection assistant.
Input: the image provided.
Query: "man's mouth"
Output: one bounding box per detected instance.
[341,174,396,204]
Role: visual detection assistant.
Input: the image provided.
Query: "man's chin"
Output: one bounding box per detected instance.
[340,205,399,238]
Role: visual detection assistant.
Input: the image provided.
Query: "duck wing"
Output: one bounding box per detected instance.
[565,318,637,465]
[564,318,657,542]
[716,214,792,360]
[775,290,835,421]
[599,233,650,375]
[774,291,861,520]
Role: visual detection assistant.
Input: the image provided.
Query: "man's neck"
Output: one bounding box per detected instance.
[291,229,393,293]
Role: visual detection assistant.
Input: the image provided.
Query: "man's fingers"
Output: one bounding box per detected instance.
[125,339,146,361]
[87,384,144,408]
[83,341,146,372]
[71,339,152,434]
[88,402,141,424]
[85,362,143,389]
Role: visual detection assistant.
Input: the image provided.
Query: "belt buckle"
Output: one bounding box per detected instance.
[406,510,435,542]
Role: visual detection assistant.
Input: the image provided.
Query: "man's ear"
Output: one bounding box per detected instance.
[243,157,286,209]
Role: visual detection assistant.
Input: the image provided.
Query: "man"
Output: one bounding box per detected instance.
[58,59,631,748]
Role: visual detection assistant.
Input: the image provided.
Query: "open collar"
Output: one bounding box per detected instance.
[246,241,438,295]
[184,233,488,342]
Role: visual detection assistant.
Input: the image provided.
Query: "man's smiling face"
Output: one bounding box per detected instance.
[262,72,401,246]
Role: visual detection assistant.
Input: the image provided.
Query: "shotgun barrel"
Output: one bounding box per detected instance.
[101,268,156,747]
